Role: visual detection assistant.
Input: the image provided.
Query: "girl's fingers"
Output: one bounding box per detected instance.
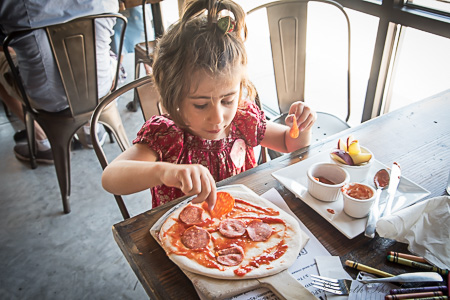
[298,112,316,131]
[186,166,216,207]
[177,169,193,193]
[294,105,316,132]
[284,113,295,127]
[194,172,212,203]
[205,172,217,210]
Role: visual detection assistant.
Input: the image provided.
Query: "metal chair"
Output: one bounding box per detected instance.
[91,76,156,219]
[2,100,12,117]
[126,0,164,112]
[4,13,130,214]
[247,0,352,159]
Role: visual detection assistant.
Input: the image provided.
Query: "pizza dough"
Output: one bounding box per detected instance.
[158,190,303,280]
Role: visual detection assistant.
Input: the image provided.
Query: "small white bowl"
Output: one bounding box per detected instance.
[341,183,376,218]
[330,146,374,182]
[307,163,350,202]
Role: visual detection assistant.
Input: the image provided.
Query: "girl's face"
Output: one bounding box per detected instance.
[181,69,241,140]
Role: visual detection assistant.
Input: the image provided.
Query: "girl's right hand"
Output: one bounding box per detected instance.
[160,164,217,209]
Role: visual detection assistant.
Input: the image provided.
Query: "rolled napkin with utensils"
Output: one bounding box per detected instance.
[376,196,450,270]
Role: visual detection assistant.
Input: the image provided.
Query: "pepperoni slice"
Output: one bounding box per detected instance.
[216,246,244,266]
[219,219,246,238]
[179,205,204,225]
[246,220,272,242]
[181,226,210,249]
[210,192,235,218]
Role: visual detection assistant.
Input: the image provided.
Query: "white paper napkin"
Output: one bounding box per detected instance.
[376,196,450,269]
[315,256,351,300]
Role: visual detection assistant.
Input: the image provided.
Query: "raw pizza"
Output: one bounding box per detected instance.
[158,190,303,279]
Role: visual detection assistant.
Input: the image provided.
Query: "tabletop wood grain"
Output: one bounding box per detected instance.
[112,90,450,299]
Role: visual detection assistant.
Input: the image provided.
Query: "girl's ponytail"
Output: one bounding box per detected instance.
[180,0,247,41]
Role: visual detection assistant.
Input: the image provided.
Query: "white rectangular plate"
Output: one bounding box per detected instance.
[272,152,430,239]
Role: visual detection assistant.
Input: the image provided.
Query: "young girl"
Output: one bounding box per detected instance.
[102,0,316,209]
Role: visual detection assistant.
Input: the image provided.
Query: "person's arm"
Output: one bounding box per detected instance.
[102,143,217,207]
[260,101,316,153]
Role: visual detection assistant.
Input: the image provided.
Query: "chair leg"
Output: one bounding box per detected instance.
[48,136,72,214]
[258,146,268,165]
[2,101,12,118]
[25,112,37,169]
[127,58,142,112]
[114,194,130,220]
[104,126,115,143]
[268,148,284,160]
[100,103,130,151]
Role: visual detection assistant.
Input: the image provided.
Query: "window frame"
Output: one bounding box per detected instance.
[336,0,450,121]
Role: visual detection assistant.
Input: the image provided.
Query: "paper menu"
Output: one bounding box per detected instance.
[226,188,330,300]
[348,272,396,300]
[218,188,395,300]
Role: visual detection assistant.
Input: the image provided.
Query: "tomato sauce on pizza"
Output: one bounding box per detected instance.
[158,192,302,279]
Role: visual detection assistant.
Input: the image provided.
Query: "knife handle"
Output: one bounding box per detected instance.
[382,194,395,217]
[382,163,402,217]
[365,188,382,238]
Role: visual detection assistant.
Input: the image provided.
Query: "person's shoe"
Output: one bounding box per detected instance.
[13,129,27,142]
[13,143,54,164]
[85,124,108,149]
[71,136,84,151]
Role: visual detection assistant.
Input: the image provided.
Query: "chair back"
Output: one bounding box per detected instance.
[143,0,164,58]
[4,13,127,116]
[3,14,129,214]
[91,76,154,219]
[127,1,163,112]
[49,18,100,115]
[247,0,351,121]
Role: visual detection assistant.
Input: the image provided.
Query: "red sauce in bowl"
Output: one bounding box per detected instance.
[342,183,373,200]
[314,176,336,185]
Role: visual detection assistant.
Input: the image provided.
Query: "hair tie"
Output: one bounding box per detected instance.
[217,16,235,34]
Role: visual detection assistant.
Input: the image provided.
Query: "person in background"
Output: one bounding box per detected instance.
[0,30,54,162]
[101,0,317,209]
[0,0,120,162]
[111,2,154,81]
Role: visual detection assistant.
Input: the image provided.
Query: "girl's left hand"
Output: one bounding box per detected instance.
[285,101,316,134]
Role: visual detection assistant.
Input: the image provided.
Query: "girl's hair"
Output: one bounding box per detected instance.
[152,0,255,127]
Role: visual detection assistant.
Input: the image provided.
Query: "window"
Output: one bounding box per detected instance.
[404,0,450,15]
[305,5,378,126]
[384,27,450,113]
[246,3,379,126]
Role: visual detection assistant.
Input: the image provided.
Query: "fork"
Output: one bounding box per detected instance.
[311,274,352,295]
[311,271,443,295]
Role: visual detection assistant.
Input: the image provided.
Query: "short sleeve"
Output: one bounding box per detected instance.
[132,115,183,160]
[234,100,267,147]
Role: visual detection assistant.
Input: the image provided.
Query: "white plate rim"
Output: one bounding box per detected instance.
[272,152,430,239]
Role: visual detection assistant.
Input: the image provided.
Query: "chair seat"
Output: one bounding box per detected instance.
[36,107,72,117]
[134,40,156,63]
[267,111,350,160]
[311,112,350,143]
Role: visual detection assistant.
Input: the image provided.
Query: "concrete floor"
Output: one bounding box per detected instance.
[0,54,152,299]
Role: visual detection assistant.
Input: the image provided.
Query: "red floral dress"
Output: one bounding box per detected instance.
[132,100,267,208]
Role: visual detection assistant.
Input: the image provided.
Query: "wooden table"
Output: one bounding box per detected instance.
[113,90,450,299]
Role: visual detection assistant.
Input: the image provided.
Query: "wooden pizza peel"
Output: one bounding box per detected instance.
[184,267,314,300]
[150,185,316,300]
